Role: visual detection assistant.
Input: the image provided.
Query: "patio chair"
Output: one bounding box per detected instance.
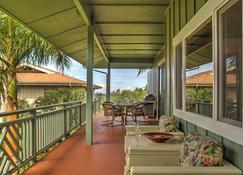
[130,102,145,124]
[102,101,114,124]
[112,105,126,125]
[102,102,125,126]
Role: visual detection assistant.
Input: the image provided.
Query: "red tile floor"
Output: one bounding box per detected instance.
[25,113,126,175]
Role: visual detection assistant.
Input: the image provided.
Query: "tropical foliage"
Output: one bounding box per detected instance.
[0,11,70,115]
[186,87,213,103]
[96,87,147,105]
[17,99,31,110]
[34,89,85,107]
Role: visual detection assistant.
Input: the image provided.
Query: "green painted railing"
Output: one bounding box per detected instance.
[0,100,100,175]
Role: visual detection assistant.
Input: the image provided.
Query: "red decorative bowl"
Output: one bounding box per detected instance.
[143,132,174,143]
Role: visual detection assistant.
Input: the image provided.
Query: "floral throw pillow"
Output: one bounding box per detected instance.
[159,116,176,132]
[180,132,223,167]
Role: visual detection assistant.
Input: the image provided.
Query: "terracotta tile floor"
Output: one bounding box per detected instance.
[24,113,126,175]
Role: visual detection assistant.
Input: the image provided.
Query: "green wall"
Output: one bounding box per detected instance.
[172,0,207,36]
[161,0,243,172]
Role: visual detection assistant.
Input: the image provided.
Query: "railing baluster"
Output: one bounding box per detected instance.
[41,117,43,150]
[0,100,90,174]
[64,105,67,137]
[79,101,82,126]
[22,122,26,161]
[31,110,37,162]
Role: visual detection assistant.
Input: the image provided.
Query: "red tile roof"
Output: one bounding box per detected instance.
[186,70,236,86]
[16,64,102,89]
[186,71,213,86]
[17,72,84,85]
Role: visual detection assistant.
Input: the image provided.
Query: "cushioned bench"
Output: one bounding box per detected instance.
[129,131,242,175]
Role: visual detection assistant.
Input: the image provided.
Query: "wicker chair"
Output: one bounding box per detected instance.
[102,101,125,125]
[130,102,145,124]
[103,101,114,116]
[102,101,114,124]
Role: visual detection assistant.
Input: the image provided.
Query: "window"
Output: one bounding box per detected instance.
[218,0,242,127]
[185,20,213,117]
[159,64,166,116]
[175,44,183,110]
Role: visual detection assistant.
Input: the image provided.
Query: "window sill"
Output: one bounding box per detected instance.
[173,109,243,146]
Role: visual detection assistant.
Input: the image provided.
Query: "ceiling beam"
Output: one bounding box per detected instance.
[96,22,165,25]
[104,43,164,45]
[27,7,76,24]
[100,34,165,37]
[111,58,153,63]
[72,0,109,63]
[88,4,169,7]
[107,49,161,51]
[60,38,87,48]
[47,25,87,39]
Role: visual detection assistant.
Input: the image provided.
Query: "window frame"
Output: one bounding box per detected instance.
[217,0,242,127]
[174,42,184,110]
[184,19,214,118]
[172,0,243,145]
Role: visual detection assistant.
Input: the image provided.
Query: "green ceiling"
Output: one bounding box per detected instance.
[0,0,170,68]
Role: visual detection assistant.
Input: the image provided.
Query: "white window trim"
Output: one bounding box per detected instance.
[174,109,243,145]
[172,0,243,145]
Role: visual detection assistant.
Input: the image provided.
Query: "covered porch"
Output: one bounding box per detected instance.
[0,0,243,175]
[0,0,168,145]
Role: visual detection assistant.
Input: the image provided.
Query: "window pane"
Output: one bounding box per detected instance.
[185,20,213,117]
[159,64,166,116]
[218,0,242,127]
[175,44,183,110]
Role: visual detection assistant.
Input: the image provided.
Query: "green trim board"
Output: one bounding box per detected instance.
[172,0,208,36]
[186,0,195,22]
[85,25,94,145]
[106,63,111,101]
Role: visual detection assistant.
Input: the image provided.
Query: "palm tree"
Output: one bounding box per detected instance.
[137,69,147,77]
[0,12,71,119]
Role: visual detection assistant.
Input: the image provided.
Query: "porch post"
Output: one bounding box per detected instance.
[86,25,94,145]
[106,62,111,101]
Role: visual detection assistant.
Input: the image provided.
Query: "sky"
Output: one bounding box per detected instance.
[46,59,148,93]
[186,62,213,77]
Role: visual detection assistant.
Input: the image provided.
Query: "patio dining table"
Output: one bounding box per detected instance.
[114,104,134,125]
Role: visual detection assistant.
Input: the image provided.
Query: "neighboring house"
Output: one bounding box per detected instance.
[17,64,102,104]
[186,70,236,87]
[186,70,237,100]
[186,71,214,87]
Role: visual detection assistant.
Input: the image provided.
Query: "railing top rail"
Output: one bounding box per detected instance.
[0,116,35,127]
[0,99,100,118]
[0,100,83,118]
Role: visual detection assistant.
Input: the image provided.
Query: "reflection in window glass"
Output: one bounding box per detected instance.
[185,20,213,117]
[175,44,183,110]
[218,0,242,127]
